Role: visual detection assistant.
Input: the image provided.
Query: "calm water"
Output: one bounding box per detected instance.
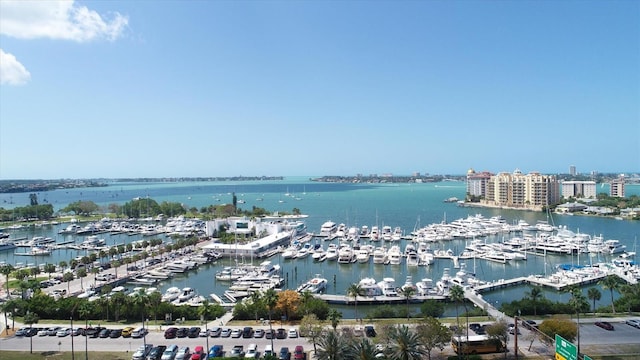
[1,178,638,317]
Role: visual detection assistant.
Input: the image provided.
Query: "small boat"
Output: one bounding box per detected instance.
[178,287,196,302]
[161,286,181,302]
[296,276,328,294]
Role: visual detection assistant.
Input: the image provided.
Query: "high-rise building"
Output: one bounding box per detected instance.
[481,169,560,210]
[569,165,576,176]
[561,181,597,199]
[610,175,626,198]
[466,168,492,198]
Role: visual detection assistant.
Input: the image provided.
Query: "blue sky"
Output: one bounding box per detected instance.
[1,0,638,179]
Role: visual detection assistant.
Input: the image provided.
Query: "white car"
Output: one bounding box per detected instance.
[625,319,640,328]
[231,328,242,338]
[287,328,298,338]
[244,343,258,358]
[56,328,71,337]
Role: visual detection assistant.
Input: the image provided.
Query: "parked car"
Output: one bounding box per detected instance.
[109,329,123,338]
[47,326,62,336]
[190,346,204,360]
[147,345,167,360]
[220,328,231,338]
[263,345,273,358]
[508,323,521,335]
[278,347,291,360]
[293,345,306,360]
[56,328,71,337]
[625,319,640,328]
[175,346,191,360]
[521,319,538,330]
[230,345,245,357]
[265,329,275,339]
[164,327,178,339]
[287,328,298,338]
[161,344,179,360]
[595,321,614,331]
[99,328,111,338]
[176,327,189,338]
[208,327,222,337]
[276,328,287,339]
[242,326,254,338]
[122,326,135,338]
[132,344,153,360]
[132,327,148,338]
[231,328,242,338]
[188,327,201,338]
[207,344,223,358]
[364,325,376,337]
[15,327,30,336]
[244,343,258,358]
[253,329,265,338]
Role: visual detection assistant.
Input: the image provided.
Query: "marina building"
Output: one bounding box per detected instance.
[481,169,560,211]
[561,180,597,199]
[610,175,625,198]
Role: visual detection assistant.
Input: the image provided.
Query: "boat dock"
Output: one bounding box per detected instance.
[316,294,446,305]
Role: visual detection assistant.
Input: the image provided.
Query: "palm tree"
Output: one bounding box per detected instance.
[43,263,56,280]
[568,288,588,355]
[23,311,39,354]
[249,291,263,321]
[587,287,601,315]
[299,290,314,316]
[348,337,379,360]
[524,286,543,316]
[399,286,416,320]
[346,283,363,320]
[263,288,278,352]
[76,268,87,290]
[316,329,347,360]
[328,309,342,330]
[449,285,465,331]
[63,272,75,295]
[198,300,215,352]
[598,275,622,313]
[387,325,426,360]
[0,264,14,299]
[79,302,92,360]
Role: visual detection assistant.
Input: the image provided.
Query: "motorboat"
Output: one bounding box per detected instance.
[387,245,402,265]
[296,276,327,294]
[162,286,181,302]
[372,246,387,264]
[416,278,435,296]
[337,244,355,263]
[358,277,383,297]
[319,221,337,237]
[377,278,398,297]
[325,244,338,261]
[355,247,371,263]
[178,287,196,302]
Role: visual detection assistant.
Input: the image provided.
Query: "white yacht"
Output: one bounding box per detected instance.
[178,287,196,302]
[296,276,328,294]
[391,227,403,241]
[387,245,402,265]
[161,287,181,302]
[372,246,387,264]
[377,278,398,297]
[358,277,383,297]
[319,221,337,237]
[381,226,393,241]
[436,268,452,295]
[369,226,380,241]
[355,247,371,263]
[337,244,355,263]
[416,278,435,296]
[346,227,360,242]
[325,244,338,261]
[604,239,627,254]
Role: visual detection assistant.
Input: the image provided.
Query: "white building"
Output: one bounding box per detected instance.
[561,181,597,199]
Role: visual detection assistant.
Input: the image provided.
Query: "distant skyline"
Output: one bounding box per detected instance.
[1,1,638,179]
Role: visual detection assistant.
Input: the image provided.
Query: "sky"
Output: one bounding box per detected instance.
[0,0,638,179]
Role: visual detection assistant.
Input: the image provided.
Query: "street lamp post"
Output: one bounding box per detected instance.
[70,315,75,360]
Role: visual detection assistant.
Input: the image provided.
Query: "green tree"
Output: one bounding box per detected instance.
[486,319,509,359]
[23,311,39,353]
[0,264,14,299]
[299,314,324,354]
[415,317,451,360]
[348,337,379,360]
[449,285,465,332]
[264,288,278,352]
[347,283,363,320]
[76,268,87,290]
[525,286,543,316]
[399,286,416,320]
[587,287,601,314]
[62,272,75,294]
[328,309,342,330]
[316,329,348,360]
[420,299,445,318]
[599,275,623,313]
[386,325,426,360]
[538,316,577,343]
[43,263,56,280]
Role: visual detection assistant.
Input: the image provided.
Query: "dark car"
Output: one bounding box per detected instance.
[109,329,122,338]
[99,328,111,338]
[176,327,189,338]
[521,319,538,330]
[265,329,275,339]
[242,326,254,338]
[164,327,178,339]
[187,327,201,338]
[364,325,376,337]
[147,345,167,360]
[276,328,287,339]
[278,347,291,360]
[595,321,615,331]
[469,323,481,332]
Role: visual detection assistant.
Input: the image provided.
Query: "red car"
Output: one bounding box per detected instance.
[595,321,614,331]
[293,345,306,360]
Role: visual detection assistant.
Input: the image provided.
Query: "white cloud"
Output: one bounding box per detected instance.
[0,0,128,42]
[0,49,31,85]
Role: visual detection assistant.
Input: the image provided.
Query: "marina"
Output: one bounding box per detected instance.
[0,179,638,317]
